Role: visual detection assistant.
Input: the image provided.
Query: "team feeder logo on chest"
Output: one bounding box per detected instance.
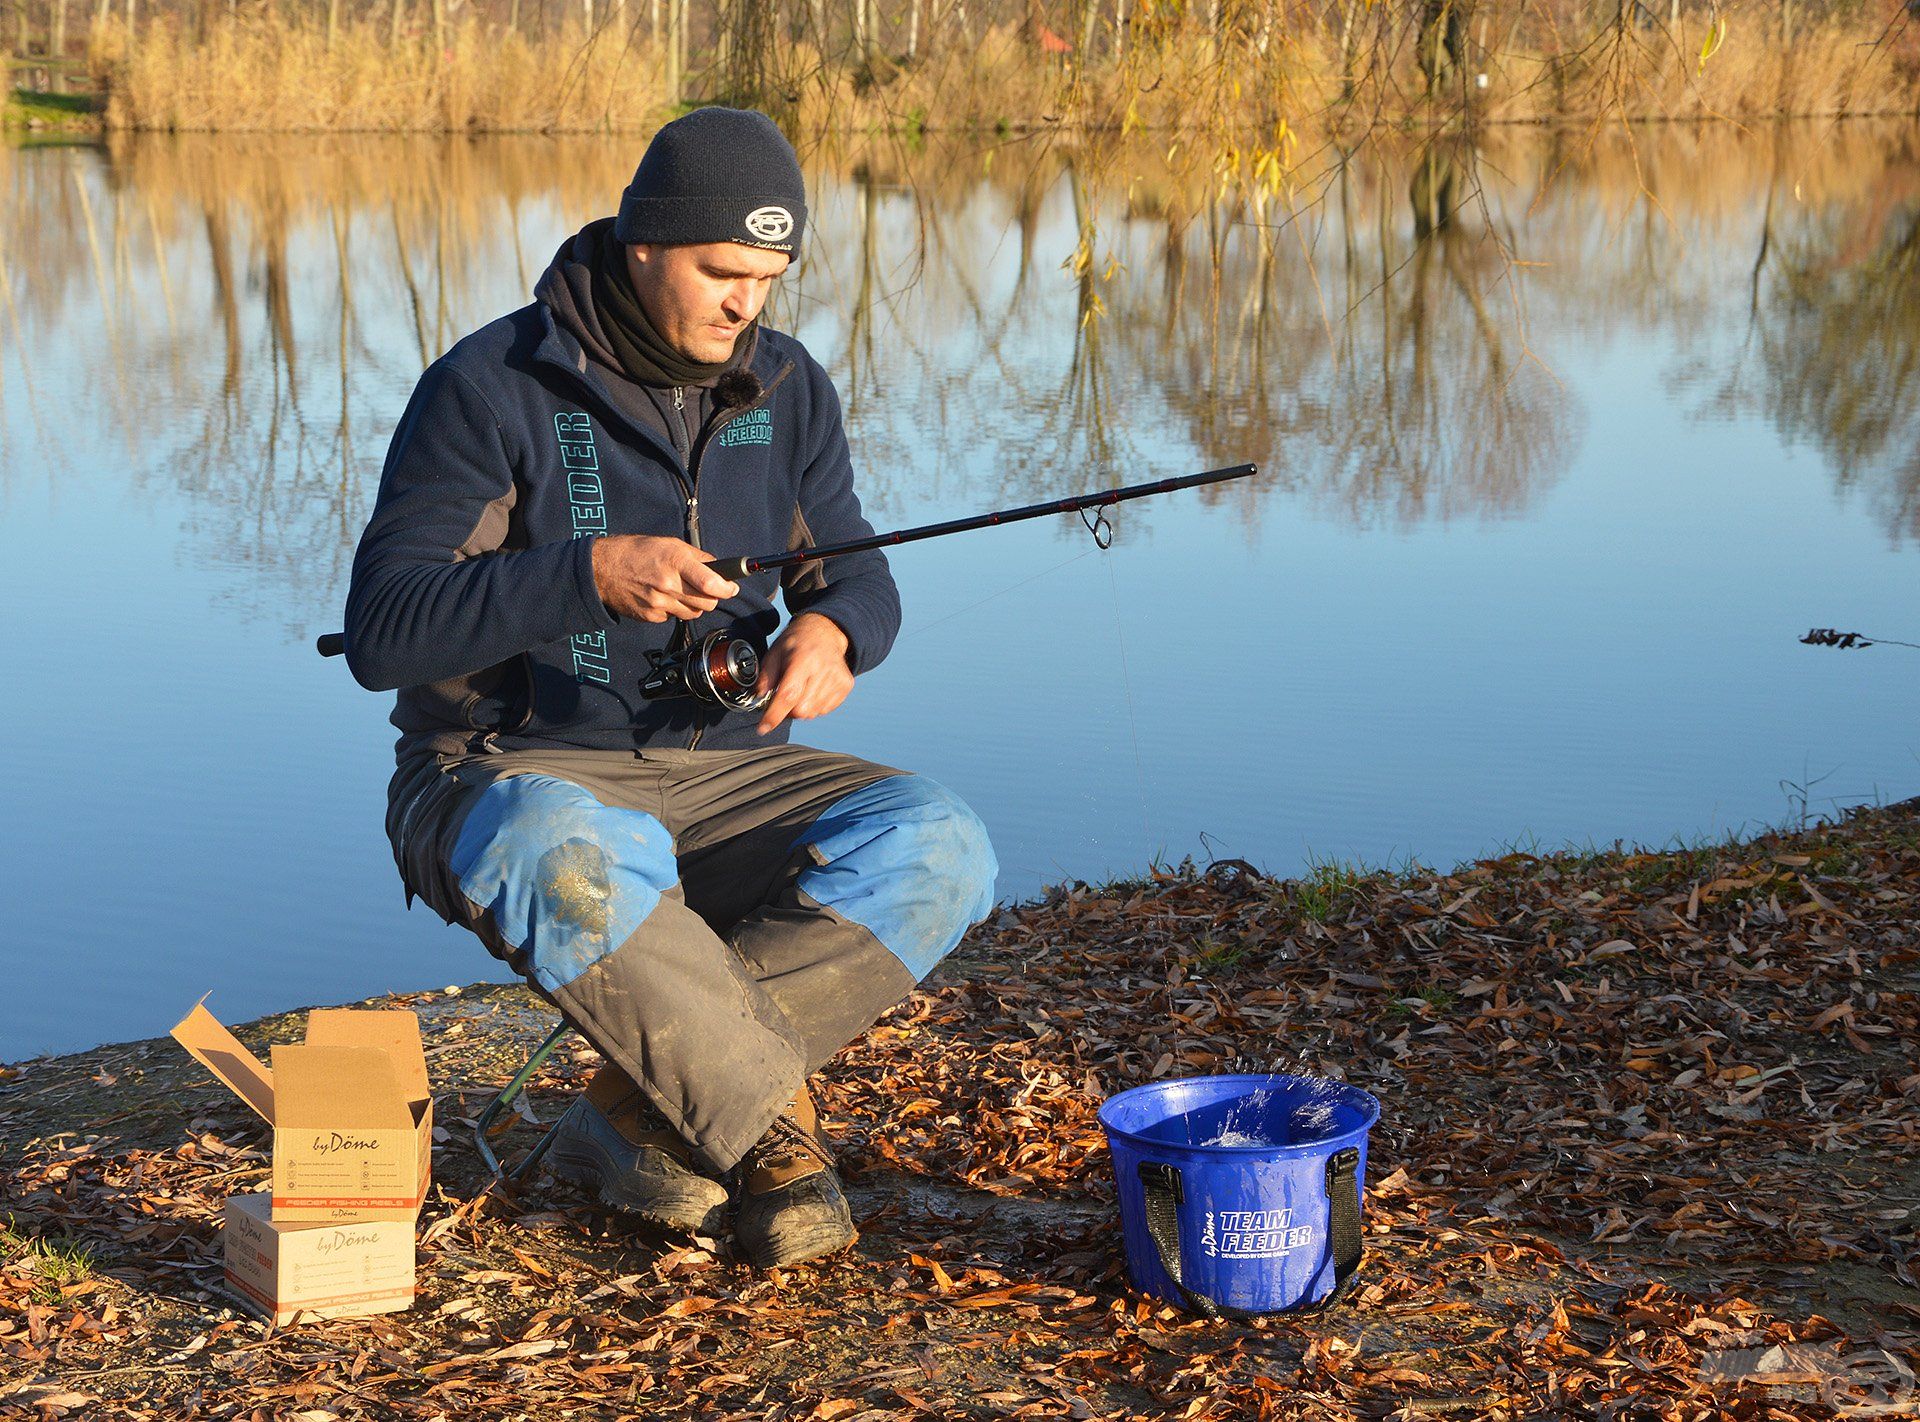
[717,407,773,448]
[554,412,612,685]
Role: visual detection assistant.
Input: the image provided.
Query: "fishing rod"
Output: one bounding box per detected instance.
[1801,628,1920,652]
[319,462,1261,713]
[703,462,1257,582]
[641,462,1257,709]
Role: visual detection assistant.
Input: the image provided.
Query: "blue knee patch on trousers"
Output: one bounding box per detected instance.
[449,774,675,994]
[792,775,998,981]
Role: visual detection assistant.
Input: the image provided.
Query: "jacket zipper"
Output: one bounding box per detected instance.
[663,385,714,748]
[535,346,796,751]
[669,386,700,543]
[679,374,794,749]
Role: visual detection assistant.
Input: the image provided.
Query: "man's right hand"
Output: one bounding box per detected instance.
[591,535,741,623]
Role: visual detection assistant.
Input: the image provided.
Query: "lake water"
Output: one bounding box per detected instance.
[3,125,1916,1058]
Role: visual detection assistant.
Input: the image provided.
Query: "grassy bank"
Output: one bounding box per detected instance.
[1,88,96,133]
[2,795,1916,1416]
[62,3,1920,136]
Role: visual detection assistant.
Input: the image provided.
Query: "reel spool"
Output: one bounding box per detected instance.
[640,628,771,711]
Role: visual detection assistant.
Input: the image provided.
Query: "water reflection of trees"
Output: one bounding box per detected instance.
[1,135,636,635]
[1738,193,1920,543]
[1090,138,1577,531]
[2,124,1914,637]
[781,131,1578,532]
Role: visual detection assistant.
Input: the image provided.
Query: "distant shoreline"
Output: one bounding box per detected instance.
[10,99,1920,141]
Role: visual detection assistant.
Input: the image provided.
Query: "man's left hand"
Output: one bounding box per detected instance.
[755,613,855,735]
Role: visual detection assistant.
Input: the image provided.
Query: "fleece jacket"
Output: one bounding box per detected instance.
[342,223,902,760]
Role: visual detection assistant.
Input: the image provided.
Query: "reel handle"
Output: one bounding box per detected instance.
[705,555,752,583]
[317,633,346,658]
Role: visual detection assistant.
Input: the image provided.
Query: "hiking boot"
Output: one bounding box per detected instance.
[731,1088,857,1269]
[544,1065,729,1235]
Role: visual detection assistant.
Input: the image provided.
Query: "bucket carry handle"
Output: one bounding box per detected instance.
[1136,1146,1363,1322]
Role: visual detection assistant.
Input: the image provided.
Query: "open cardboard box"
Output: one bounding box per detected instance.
[224,1191,416,1325]
[172,997,432,1223]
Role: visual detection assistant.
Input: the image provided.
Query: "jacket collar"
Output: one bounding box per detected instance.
[530,300,793,467]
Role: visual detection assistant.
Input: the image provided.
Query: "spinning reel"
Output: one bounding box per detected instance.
[640,628,771,711]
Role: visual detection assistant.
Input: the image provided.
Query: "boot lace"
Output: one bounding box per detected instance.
[743,1113,831,1176]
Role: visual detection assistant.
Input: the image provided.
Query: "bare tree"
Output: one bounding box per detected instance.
[851,0,875,75]
[666,0,686,106]
[1420,0,1468,95]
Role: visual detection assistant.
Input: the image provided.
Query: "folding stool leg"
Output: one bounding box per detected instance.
[473,1021,576,1185]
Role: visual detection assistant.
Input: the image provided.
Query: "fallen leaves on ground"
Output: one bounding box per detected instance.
[1,800,1917,1418]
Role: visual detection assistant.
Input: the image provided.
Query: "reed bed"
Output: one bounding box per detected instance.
[93,15,677,132]
[76,1,1920,136]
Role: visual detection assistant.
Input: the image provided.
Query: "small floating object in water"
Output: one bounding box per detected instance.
[1801,627,1920,651]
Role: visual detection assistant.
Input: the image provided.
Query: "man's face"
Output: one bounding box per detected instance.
[627,240,791,364]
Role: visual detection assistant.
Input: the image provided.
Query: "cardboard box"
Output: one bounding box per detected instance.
[172,997,432,1223]
[223,1191,415,1325]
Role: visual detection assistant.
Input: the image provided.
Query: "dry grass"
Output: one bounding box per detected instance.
[81,3,1920,135]
[1473,15,1920,124]
[94,14,676,133]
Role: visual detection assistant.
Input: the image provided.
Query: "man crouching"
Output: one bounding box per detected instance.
[342,107,997,1267]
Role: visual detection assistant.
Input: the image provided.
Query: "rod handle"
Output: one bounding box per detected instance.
[317,633,346,658]
[706,556,752,583]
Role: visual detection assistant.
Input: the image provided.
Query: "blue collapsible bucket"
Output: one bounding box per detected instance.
[1098,1074,1380,1319]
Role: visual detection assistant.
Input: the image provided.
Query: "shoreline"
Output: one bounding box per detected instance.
[7,792,1914,1072]
[11,101,1920,140]
[3,793,1916,1414]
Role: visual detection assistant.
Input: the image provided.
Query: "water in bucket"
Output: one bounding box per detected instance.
[1193,1082,1348,1148]
[1099,1074,1380,1317]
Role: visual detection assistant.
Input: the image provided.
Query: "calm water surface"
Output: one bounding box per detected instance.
[3,126,1916,1056]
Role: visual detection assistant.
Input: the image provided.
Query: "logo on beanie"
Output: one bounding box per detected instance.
[744,205,795,243]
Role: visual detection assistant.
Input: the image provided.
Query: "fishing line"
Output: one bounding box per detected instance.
[897,545,1099,643]
[899,495,1153,845]
[1079,499,1152,844]
[1097,516,1155,848]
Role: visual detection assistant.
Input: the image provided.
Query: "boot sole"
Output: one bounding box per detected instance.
[739,1217,859,1270]
[546,1142,729,1236]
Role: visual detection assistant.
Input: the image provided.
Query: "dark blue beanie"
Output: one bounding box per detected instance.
[614,107,807,257]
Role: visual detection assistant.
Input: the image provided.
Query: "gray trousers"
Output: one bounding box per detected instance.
[387,744,998,1173]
